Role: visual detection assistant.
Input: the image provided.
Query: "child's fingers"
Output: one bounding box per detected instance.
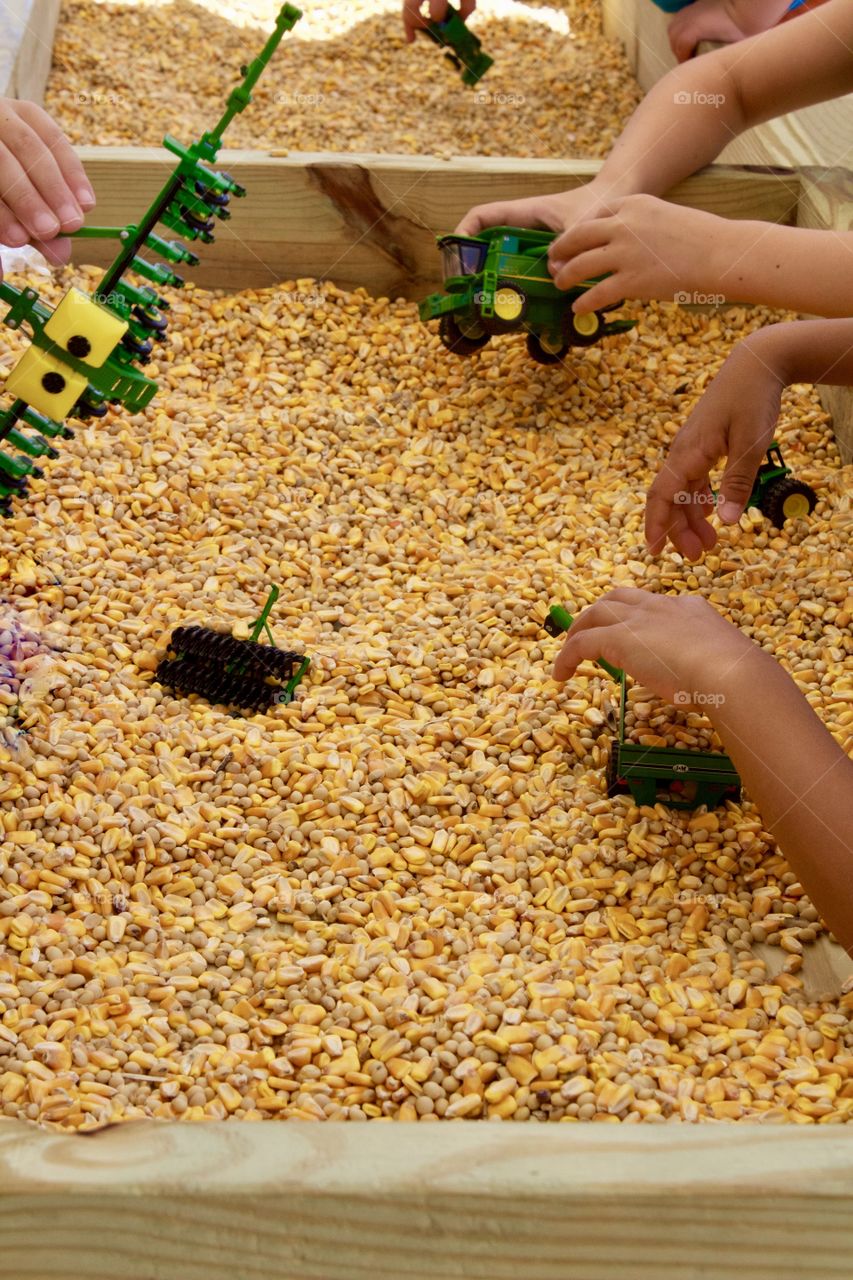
[549,247,612,293]
[32,236,71,267]
[458,0,476,16]
[20,131,85,232]
[569,274,623,313]
[0,135,77,240]
[716,436,770,524]
[21,102,95,210]
[0,198,29,246]
[553,623,626,683]
[548,216,609,270]
[455,198,554,236]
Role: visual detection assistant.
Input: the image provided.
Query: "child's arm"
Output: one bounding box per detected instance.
[458,0,853,315]
[403,0,475,43]
[554,590,853,954]
[668,0,794,63]
[0,98,94,269]
[645,318,853,558]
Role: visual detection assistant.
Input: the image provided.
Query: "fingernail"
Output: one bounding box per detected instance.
[58,205,83,228]
[33,212,59,236]
[76,186,96,209]
[718,501,742,524]
[4,222,28,245]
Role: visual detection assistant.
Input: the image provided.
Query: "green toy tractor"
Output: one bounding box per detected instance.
[544,605,741,811]
[420,3,493,86]
[745,442,817,527]
[419,226,634,364]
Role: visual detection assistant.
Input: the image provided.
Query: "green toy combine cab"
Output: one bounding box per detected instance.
[419,226,634,364]
[745,442,817,527]
[156,586,310,713]
[420,3,493,86]
[544,605,741,811]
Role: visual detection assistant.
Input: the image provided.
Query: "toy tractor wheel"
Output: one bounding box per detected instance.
[438,314,489,356]
[606,751,629,799]
[486,281,528,333]
[527,332,569,365]
[759,476,817,527]
[565,309,603,347]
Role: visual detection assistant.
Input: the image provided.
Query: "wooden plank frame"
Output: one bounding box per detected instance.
[0,8,851,1276]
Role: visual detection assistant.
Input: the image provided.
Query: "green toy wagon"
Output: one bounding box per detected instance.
[419,225,634,364]
[544,605,741,811]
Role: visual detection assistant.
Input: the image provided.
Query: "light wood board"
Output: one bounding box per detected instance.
[71,147,802,297]
[1,1119,853,1280]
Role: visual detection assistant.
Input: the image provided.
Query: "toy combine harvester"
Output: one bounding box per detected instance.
[544,604,741,811]
[420,226,634,364]
[0,4,302,516]
[419,2,493,86]
[156,586,310,712]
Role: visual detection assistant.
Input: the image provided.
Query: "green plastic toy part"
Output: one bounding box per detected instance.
[734,441,817,527]
[543,605,624,682]
[155,585,311,713]
[0,4,302,516]
[419,226,634,363]
[420,3,493,86]
[543,603,741,812]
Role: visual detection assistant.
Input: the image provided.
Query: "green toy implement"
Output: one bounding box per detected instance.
[419,3,493,86]
[742,442,817,526]
[419,226,634,363]
[156,586,310,712]
[544,604,741,811]
[0,4,302,516]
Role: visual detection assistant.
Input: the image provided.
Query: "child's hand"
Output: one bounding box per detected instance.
[0,99,95,271]
[547,195,734,312]
[552,588,752,705]
[403,0,476,43]
[645,337,785,558]
[454,181,611,239]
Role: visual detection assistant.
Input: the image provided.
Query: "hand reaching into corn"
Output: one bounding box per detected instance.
[403,0,476,43]
[552,589,853,951]
[0,99,95,275]
[645,317,853,559]
[454,0,853,317]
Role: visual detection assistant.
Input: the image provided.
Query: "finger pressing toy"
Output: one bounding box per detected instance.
[544,604,741,811]
[156,586,310,713]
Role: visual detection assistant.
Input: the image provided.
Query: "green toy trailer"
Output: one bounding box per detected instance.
[420,3,493,86]
[544,604,741,811]
[743,442,817,527]
[419,226,634,364]
[156,586,310,713]
[0,4,302,516]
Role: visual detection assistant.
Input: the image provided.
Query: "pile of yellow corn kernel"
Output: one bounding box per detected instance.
[45,0,642,157]
[0,267,851,1128]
